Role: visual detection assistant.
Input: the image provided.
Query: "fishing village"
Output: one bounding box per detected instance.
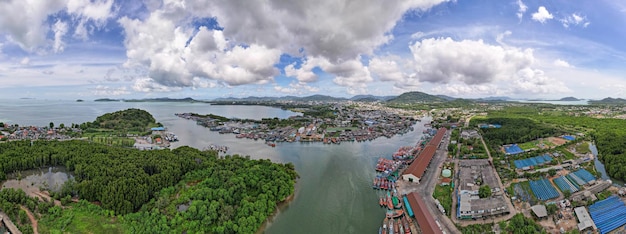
[175,103,422,146]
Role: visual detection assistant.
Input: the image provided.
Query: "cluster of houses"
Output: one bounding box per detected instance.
[0,124,77,141]
[177,104,421,144]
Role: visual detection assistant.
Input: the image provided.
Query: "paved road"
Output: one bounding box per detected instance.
[412,131,459,234]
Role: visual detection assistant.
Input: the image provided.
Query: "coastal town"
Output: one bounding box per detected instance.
[175,103,423,145]
[3,98,626,233]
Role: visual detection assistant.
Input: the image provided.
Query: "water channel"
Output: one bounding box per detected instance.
[0,100,429,233]
[591,143,625,187]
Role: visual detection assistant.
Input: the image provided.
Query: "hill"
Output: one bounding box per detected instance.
[435,94,457,101]
[350,95,395,102]
[476,96,512,101]
[589,97,626,104]
[386,91,447,103]
[124,97,197,102]
[298,94,346,102]
[94,98,120,102]
[84,108,157,133]
[558,96,580,101]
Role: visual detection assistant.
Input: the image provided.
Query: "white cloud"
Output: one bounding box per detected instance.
[119,9,281,90]
[496,30,512,45]
[285,59,319,83]
[0,0,116,52]
[532,6,553,24]
[20,57,30,66]
[92,85,130,96]
[66,0,115,23]
[191,0,450,62]
[409,37,534,84]
[513,68,570,94]
[560,13,590,28]
[407,37,571,96]
[516,0,528,20]
[274,82,320,94]
[132,77,182,92]
[431,83,501,96]
[0,0,66,52]
[369,58,405,82]
[553,59,573,68]
[53,20,69,53]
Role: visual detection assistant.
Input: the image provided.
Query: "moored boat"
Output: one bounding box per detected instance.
[385,209,404,218]
[402,216,411,234]
[383,218,388,234]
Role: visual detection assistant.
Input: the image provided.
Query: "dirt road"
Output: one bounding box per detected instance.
[19,205,38,234]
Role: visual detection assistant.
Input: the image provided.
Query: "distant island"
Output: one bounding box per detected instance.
[94,98,120,102]
[527,97,581,101]
[589,97,626,104]
[94,97,200,102]
[124,97,198,102]
[557,97,580,101]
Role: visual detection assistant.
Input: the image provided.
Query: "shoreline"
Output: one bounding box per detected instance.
[255,181,298,234]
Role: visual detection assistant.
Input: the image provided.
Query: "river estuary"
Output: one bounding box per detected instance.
[0,99,429,233]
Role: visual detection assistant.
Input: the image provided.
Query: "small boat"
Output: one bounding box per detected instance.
[395,218,401,234]
[266,142,276,147]
[386,194,393,210]
[385,209,404,218]
[382,218,388,234]
[402,216,411,234]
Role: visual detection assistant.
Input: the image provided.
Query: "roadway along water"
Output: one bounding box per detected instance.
[0,100,429,233]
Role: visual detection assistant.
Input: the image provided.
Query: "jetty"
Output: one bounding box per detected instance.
[0,212,23,234]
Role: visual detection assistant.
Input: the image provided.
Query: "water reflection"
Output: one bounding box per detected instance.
[2,167,74,193]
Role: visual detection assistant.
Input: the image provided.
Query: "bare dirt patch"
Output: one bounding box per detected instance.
[548,137,567,147]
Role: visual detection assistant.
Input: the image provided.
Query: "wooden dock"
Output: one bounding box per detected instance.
[0,211,22,234]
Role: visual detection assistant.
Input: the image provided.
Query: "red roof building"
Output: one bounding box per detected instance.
[402,128,447,183]
[406,192,443,234]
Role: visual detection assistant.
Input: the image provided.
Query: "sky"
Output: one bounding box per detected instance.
[0,0,625,100]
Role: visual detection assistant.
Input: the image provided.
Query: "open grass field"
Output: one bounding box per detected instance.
[39,201,124,234]
[575,142,590,154]
[518,138,556,151]
[433,184,453,216]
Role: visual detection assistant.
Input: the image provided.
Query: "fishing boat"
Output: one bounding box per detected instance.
[389,219,394,234]
[382,218,388,234]
[385,209,404,218]
[379,197,385,207]
[402,216,411,234]
[386,192,393,210]
[393,219,400,233]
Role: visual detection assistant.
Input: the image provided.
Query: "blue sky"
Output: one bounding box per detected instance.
[0,0,625,100]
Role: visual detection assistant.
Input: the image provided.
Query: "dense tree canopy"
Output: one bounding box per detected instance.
[0,140,215,215]
[83,108,157,133]
[123,155,297,234]
[471,117,564,147]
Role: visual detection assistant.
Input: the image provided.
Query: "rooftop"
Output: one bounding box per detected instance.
[531,205,548,218]
[406,192,443,234]
[574,206,596,231]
